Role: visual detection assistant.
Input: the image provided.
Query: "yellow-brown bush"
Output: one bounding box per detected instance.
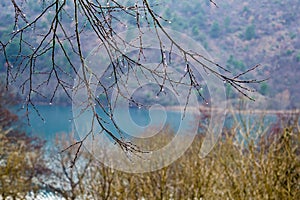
[50,113,300,200]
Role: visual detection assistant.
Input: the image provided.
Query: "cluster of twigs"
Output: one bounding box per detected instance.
[0,0,264,165]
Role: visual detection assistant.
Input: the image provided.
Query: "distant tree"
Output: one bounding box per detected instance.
[192,25,200,37]
[259,82,268,95]
[223,16,231,33]
[0,0,262,163]
[244,24,256,40]
[226,55,246,71]
[296,52,300,62]
[209,21,220,38]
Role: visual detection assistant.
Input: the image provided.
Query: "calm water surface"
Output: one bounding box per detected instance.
[20,105,193,143]
[18,105,280,144]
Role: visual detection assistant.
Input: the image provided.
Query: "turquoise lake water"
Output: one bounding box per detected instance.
[16,105,281,144]
[19,105,192,143]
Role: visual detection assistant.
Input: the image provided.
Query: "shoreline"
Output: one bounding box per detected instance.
[161,105,300,115]
[16,101,300,115]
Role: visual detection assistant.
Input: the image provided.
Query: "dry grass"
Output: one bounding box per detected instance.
[50,113,300,199]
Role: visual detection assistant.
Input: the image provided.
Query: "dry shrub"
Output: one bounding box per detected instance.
[51,113,299,199]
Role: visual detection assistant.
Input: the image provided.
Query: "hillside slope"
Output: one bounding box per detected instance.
[0,0,299,109]
[161,0,300,108]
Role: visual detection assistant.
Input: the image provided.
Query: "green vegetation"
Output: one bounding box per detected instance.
[242,6,250,14]
[259,82,269,95]
[227,55,246,71]
[296,51,300,62]
[223,16,231,33]
[289,32,297,40]
[286,49,294,56]
[209,21,221,38]
[244,24,256,40]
